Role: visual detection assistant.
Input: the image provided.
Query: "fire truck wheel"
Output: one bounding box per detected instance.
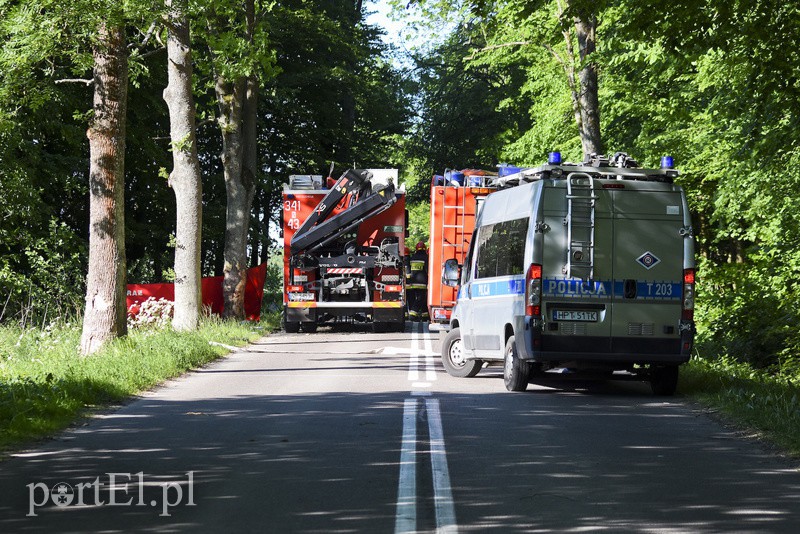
[302,322,318,334]
[372,322,387,333]
[503,335,530,392]
[284,321,300,334]
[650,365,679,396]
[441,328,482,378]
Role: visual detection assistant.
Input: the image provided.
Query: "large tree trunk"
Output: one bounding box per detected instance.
[215,0,258,320]
[164,0,203,331]
[243,72,259,265]
[216,75,249,319]
[574,12,601,156]
[80,22,128,355]
[555,0,602,158]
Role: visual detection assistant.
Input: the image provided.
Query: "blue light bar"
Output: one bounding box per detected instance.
[548,152,562,165]
[660,156,674,169]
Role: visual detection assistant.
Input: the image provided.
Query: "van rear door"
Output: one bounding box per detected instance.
[541,180,614,351]
[610,186,685,354]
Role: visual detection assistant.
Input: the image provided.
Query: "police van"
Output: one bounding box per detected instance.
[440,153,695,395]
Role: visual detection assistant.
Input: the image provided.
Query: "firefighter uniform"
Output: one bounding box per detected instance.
[407,242,429,321]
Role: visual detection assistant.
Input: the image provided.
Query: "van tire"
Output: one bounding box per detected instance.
[504,335,530,392]
[650,365,679,396]
[441,328,481,378]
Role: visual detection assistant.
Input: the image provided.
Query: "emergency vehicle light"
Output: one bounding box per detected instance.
[661,156,674,169]
[287,285,304,292]
[548,152,562,165]
[469,187,493,195]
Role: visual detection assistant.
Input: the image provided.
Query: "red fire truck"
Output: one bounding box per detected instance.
[282,169,406,333]
[427,169,497,331]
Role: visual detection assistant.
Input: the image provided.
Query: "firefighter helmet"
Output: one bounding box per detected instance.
[416,241,427,251]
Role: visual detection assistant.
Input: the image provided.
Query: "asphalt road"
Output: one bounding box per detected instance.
[2,323,800,533]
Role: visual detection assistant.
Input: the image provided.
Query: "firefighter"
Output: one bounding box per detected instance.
[407,241,429,321]
[403,246,412,318]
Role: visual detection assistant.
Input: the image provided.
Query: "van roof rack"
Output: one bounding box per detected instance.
[488,152,679,189]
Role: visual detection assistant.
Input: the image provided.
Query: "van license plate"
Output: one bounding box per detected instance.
[553,310,598,322]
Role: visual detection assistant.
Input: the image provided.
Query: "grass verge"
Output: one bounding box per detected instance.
[0,314,278,452]
[679,354,800,458]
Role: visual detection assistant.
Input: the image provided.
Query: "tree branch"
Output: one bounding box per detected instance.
[138,47,166,60]
[466,41,533,60]
[544,44,566,68]
[129,21,158,51]
[55,78,94,86]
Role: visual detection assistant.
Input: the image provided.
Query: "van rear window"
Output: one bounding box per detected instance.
[475,217,528,278]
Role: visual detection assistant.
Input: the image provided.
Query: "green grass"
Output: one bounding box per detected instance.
[0,314,278,451]
[679,354,800,457]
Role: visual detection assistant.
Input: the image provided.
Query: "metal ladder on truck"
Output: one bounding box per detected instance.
[565,173,597,280]
[440,186,469,308]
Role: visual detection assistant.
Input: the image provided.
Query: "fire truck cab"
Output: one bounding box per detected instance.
[440,153,696,395]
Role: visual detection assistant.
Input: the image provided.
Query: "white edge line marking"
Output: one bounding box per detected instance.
[395,398,418,534]
[426,398,458,534]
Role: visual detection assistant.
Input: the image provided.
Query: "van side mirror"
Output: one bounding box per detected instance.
[442,259,461,287]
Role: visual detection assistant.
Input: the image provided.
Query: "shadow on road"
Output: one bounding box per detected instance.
[1,379,799,532]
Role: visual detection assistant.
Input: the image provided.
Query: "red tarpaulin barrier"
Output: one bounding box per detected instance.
[126,263,268,321]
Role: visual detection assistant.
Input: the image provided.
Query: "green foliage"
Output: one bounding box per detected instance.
[398,0,800,373]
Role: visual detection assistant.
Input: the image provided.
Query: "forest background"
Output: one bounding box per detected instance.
[1,0,799,377]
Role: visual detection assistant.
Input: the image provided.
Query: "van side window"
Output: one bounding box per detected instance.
[462,229,477,284]
[475,217,528,278]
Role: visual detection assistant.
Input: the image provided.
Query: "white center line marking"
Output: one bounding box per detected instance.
[398,324,458,533]
[423,326,437,382]
[394,398,418,534]
[426,398,458,534]
[408,327,420,381]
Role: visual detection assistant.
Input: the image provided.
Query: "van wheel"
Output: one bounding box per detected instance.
[441,328,482,378]
[504,335,530,392]
[650,365,679,396]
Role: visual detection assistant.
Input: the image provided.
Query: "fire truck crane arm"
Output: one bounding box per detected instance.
[289,180,397,257]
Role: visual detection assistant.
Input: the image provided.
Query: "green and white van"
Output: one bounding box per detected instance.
[441,153,696,394]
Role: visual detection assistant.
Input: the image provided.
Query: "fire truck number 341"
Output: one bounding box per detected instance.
[284,200,301,230]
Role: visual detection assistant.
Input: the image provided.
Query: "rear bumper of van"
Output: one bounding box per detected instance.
[533,337,690,364]
[518,318,693,365]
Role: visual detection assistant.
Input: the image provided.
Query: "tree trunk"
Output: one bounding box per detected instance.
[243,63,259,271]
[215,0,258,320]
[574,13,602,156]
[164,0,203,331]
[216,74,248,319]
[250,185,261,269]
[80,22,128,355]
